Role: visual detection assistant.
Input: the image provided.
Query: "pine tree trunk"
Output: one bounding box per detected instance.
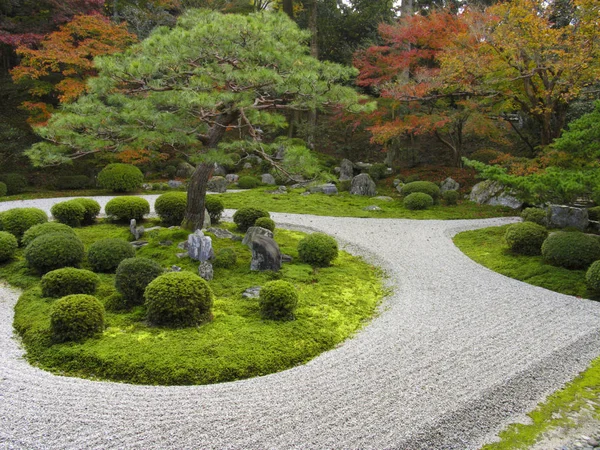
[283,0,294,17]
[307,0,318,149]
[181,162,214,231]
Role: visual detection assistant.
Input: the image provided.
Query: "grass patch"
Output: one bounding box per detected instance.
[7,220,384,385]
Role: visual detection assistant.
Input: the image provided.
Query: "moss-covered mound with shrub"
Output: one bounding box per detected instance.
[21,222,76,247]
[50,294,105,342]
[0,208,48,241]
[404,192,434,210]
[87,238,136,273]
[97,163,144,192]
[442,190,459,206]
[238,176,260,189]
[259,280,298,320]
[72,198,100,224]
[115,257,163,306]
[41,268,99,298]
[504,222,548,256]
[233,207,270,232]
[25,233,85,273]
[368,163,388,181]
[588,207,600,222]
[0,173,27,195]
[105,196,149,222]
[298,232,338,267]
[155,191,186,225]
[212,248,237,269]
[401,181,441,203]
[0,182,7,197]
[145,271,213,327]
[255,217,275,232]
[51,200,86,227]
[542,232,600,270]
[205,196,224,224]
[521,208,548,226]
[0,231,18,262]
[586,260,600,296]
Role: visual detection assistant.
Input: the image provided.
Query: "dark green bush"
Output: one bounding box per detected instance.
[238,176,260,189]
[368,163,388,181]
[404,174,420,183]
[404,192,434,210]
[97,163,144,192]
[41,268,99,298]
[233,207,270,232]
[259,280,298,320]
[205,195,224,224]
[469,149,503,165]
[586,260,600,296]
[105,196,150,222]
[213,248,237,269]
[145,271,213,327]
[72,198,101,224]
[255,217,275,232]
[163,165,177,179]
[55,175,91,190]
[50,294,104,342]
[51,200,86,227]
[0,182,6,197]
[155,192,187,225]
[298,232,338,267]
[25,233,84,273]
[504,222,548,256]
[0,208,48,241]
[442,190,460,206]
[104,292,127,312]
[115,257,164,306]
[0,231,18,262]
[542,232,600,269]
[401,181,441,203]
[337,180,351,192]
[21,222,76,247]
[0,173,27,194]
[87,238,136,273]
[588,207,600,222]
[521,208,549,226]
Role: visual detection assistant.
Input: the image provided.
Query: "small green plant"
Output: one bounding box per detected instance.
[155,191,187,225]
[337,180,351,192]
[213,248,237,269]
[97,163,144,192]
[521,207,548,226]
[144,271,214,327]
[105,196,150,222]
[0,207,48,241]
[21,222,76,247]
[71,198,100,224]
[41,268,100,298]
[542,231,600,269]
[55,175,91,190]
[205,196,225,224]
[404,174,420,183]
[238,176,261,189]
[368,163,388,181]
[401,181,440,203]
[115,257,164,306]
[104,292,127,312]
[259,280,298,320]
[25,233,85,273]
[404,192,434,210]
[298,232,338,267]
[50,294,105,342]
[0,231,18,262]
[504,222,548,256]
[0,182,7,197]
[233,207,270,232]
[0,173,27,194]
[586,260,600,296]
[51,199,86,227]
[442,190,460,206]
[588,206,600,222]
[255,217,275,232]
[87,238,136,273]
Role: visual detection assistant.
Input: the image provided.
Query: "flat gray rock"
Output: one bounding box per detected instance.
[548,205,589,231]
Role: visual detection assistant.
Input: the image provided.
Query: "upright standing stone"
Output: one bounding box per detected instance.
[440,177,460,192]
[548,205,589,231]
[198,261,214,281]
[242,226,274,247]
[262,173,277,185]
[350,173,377,196]
[207,176,228,193]
[188,230,214,262]
[339,159,354,181]
[250,235,282,271]
[225,174,239,183]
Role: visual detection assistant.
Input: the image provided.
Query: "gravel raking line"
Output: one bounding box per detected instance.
[1,196,600,449]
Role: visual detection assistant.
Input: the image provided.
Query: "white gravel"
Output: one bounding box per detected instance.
[2,196,600,449]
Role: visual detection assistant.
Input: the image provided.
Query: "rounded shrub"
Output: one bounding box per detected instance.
[50,294,104,342]
[401,181,441,203]
[442,190,460,206]
[233,207,270,232]
[542,232,600,269]
[115,257,164,306]
[588,206,600,222]
[104,292,127,312]
[155,191,187,225]
[25,233,84,273]
[586,261,600,296]
[0,182,6,197]
[238,176,260,189]
[259,280,298,321]
[55,175,91,190]
[504,222,548,256]
[404,174,420,183]
[404,192,434,210]
[368,163,388,181]
[255,217,275,232]
[51,200,86,227]
[298,232,338,267]
[0,231,18,262]
[41,268,99,298]
[87,238,136,273]
[105,196,150,222]
[72,198,100,224]
[205,195,224,224]
[0,207,48,241]
[521,207,548,226]
[144,271,213,327]
[0,173,27,195]
[97,163,144,192]
[21,222,76,247]
[213,248,237,269]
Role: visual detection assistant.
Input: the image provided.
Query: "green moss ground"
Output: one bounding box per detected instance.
[5,220,385,385]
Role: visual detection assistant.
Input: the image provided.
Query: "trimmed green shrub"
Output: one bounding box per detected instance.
[0,208,48,241]
[213,248,237,269]
[504,222,548,256]
[337,180,351,192]
[50,294,104,342]
[521,207,549,226]
[25,233,84,273]
[586,260,600,296]
[442,190,460,206]
[55,175,91,190]
[542,232,600,269]
[0,182,6,197]
[298,232,338,267]
[21,222,76,247]
[401,181,441,203]
[0,231,18,262]
[155,191,187,225]
[0,173,27,194]
[205,196,224,224]
[404,174,420,183]
[404,192,434,210]
[469,149,502,165]
[368,163,388,181]
[41,268,100,298]
[259,280,298,320]
[588,206,600,222]
[238,176,260,189]
[97,163,144,192]
[145,271,213,327]
[255,217,275,232]
[87,238,136,273]
[233,207,270,232]
[72,198,100,224]
[51,200,86,227]
[115,257,164,306]
[104,292,127,312]
[105,196,150,222]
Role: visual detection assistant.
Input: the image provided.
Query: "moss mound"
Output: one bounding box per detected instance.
[259,280,298,320]
[87,238,136,273]
[298,232,338,267]
[0,231,18,262]
[97,163,143,192]
[233,207,270,232]
[505,222,548,256]
[115,257,164,306]
[25,233,85,273]
[50,294,105,342]
[404,192,434,210]
[542,232,600,270]
[21,222,76,247]
[105,196,150,222]
[41,268,100,298]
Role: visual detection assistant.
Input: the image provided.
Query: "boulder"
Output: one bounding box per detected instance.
[207,227,236,239]
[130,219,144,240]
[274,145,285,160]
[548,205,589,231]
[198,261,214,281]
[242,286,261,299]
[242,226,274,247]
[261,173,277,185]
[130,240,148,249]
[225,174,239,183]
[374,196,393,202]
[213,163,227,177]
[469,180,523,209]
[266,185,288,194]
[142,183,153,190]
[243,162,253,170]
[176,162,196,178]
[395,183,404,194]
[203,208,211,229]
[249,235,282,271]
[393,179,402,187]
[440,177,460,192]
[187,230,214,262]
[354,161,372,171]
[339,159,354,181]
[168,180,183,189]
[309,183,338,195]
[350,173,377,196]
[363,205,381,211]
[207,176,228,193]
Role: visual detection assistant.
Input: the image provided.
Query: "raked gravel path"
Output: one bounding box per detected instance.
[2,196,600,449]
